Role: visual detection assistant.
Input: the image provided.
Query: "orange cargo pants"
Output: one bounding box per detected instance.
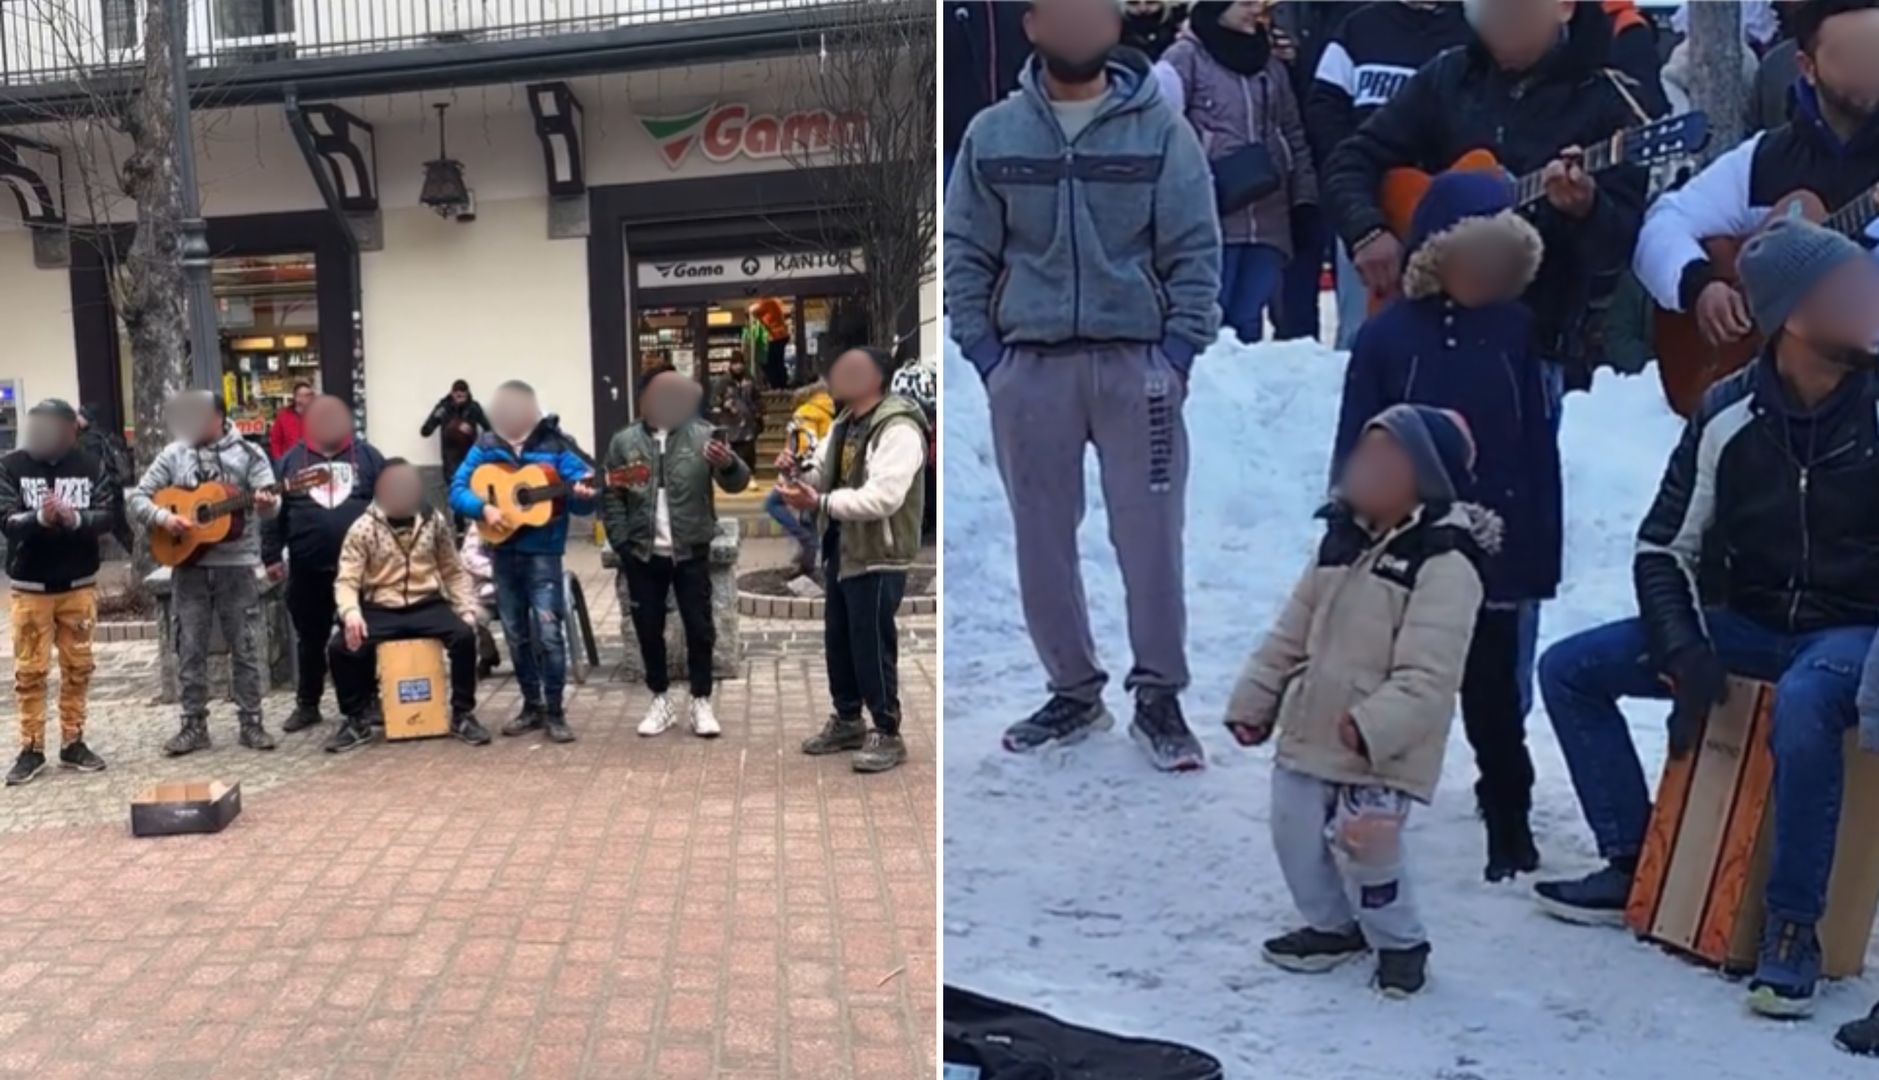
[11,588,97,750]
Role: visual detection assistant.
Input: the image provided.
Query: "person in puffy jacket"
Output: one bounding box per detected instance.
[1332,170,1559,883]
[1157,1,1319,344]
[448,381,596,743]
[1536,220,1879,1021]
[1226,403,1488,998]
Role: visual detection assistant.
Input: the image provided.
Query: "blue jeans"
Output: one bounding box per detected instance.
[764,487,816,547]
[1860,634,1879,750]
[492,549,568,711]
[1540,610,1875,923]
[1269,216,1325,343]
[1219,242,1286,345]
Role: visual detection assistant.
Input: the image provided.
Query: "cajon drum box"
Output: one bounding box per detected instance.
[1626,677,1879,977]
[379,639,449,741]
[130,780,241,837]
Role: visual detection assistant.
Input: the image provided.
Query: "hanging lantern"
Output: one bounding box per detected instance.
[419,102,471,218]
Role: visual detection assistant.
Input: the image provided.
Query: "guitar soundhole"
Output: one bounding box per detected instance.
[194,505,210,524]
[516,489,536,508]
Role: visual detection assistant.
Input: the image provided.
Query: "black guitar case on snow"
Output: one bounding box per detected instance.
[943,986,1224,1080]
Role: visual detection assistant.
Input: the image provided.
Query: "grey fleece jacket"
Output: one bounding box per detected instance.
[944,48,1222,376]
[128,423,279,569]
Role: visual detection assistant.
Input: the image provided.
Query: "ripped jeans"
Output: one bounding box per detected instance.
[492,550,568,712]
[1541,611,1874,924]
[1270,766,1423,950]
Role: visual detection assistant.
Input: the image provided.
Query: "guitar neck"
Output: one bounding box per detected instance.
[1509,132,1622,210]
[202,484,277,520]
[1823,188,1879,242]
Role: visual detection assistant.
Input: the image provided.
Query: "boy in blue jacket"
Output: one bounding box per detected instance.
[449,380,596,742]
[1331,170,1563,884]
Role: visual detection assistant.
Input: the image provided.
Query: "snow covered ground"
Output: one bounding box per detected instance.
[940,333,1878,1079]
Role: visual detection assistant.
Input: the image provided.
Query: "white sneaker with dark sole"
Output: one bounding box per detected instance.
[690,698,722,739]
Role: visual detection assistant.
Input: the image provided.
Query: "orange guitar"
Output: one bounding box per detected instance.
[471,462,596,545]
[1370,112,1710,313]
[150,467,331,568]
[1653,185,1879,416]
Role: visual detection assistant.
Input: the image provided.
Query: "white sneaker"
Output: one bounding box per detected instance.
[690,697,722,739]
[638,694,675,737]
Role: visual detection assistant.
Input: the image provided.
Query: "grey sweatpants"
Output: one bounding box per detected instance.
[1270,765,1425,950]
[987,343,1188,702]
[174,564,264,723]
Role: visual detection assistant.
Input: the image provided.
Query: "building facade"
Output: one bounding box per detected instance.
[0,0,937,464]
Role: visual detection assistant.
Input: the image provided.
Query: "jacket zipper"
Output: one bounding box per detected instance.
[1033,88,1123,342]
[1786,438,1856,630]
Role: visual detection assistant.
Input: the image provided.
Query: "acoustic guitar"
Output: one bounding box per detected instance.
[1653,185,1879,417]
[150,467,331,568]
[472,462,606,545]
[1370,112,1711,313]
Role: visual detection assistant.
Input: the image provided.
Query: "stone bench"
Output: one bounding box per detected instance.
[600,519,743,680]
[145,565,294,705]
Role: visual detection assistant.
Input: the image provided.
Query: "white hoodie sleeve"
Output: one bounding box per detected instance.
[1633,134,1764,311]
[822,424,923,523]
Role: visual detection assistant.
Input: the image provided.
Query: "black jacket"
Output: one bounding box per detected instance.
[0,447,117,593]
[944,0,1031,160]
[1121,4,1189,61]
[1305,0,1472,168]
[261,439,385,573]
[1322,2,1649,364]
[420,397,491,466]
[1634,356,1879,668]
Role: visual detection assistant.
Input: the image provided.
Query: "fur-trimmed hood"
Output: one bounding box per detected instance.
[1402,209,1544,301]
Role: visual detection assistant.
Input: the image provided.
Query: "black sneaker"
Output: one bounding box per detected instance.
[502,703,546,737]
[1836,1003,1879,1056]
[544,711,576,744]
[5,749,47,787]
[58,741,106,773]
[324,715,376,754]
[1129,691,1205,772]
[1261,925,1368,973]
[282,704,324,733]
[852,732,907,774]
[802,714,868,755]
[163,718,211,757]
[238,719,277,751]
[452,711,491,746]
[1482,790,1541,883]
[1533,862,1634,926]
[1376,943,1431,998]
[1001,695,1114,753]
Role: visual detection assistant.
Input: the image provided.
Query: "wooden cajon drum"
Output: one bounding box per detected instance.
[378,639,449,741]
[1625,677,1879,977]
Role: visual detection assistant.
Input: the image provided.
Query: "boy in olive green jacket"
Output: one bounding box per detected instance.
[778,347,929,774]
[601,365,751,739]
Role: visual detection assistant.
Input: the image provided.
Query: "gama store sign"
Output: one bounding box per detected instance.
[639,103,865,169]
[637,249,866,289]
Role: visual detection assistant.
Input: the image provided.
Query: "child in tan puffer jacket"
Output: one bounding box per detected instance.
[1225,403,1493,998]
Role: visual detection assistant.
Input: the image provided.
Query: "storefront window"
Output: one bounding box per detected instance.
[115,251,320,444]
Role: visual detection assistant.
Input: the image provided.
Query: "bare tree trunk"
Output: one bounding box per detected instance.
[1686,0,1747,165]
[116,0,193,468]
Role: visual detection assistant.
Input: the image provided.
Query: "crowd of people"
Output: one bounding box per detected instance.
[0,344,930,809]
[944,0,1879,1047]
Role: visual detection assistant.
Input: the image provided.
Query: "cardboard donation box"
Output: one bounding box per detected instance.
[1626,677,1879,977]
[130,781,241,837]
[379,639,449,741]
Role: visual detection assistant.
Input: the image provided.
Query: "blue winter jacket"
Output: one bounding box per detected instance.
[448,415,596,556]
[1332,298,1563,603]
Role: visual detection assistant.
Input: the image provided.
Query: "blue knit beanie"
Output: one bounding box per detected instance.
[1737,217,1869,338]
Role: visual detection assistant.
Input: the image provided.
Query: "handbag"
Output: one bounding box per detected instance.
[1211,141,1281,215]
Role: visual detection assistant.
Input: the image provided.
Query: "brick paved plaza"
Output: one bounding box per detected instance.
[0,548,937,1079]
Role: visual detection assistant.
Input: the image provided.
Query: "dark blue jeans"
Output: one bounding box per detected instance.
[492,549,568,711]
[1219,242,1286,345]
[1540,610,1875,923]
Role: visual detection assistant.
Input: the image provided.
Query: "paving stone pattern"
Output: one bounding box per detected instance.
[0,561,937,1079]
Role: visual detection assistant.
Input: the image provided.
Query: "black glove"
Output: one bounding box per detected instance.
[1666,646,1729,758]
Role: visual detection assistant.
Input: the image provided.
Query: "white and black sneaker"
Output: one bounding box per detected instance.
[1129,691,1205,772]
[1261,925,1369,973]
[1001,695,1114,753]
[5,748,47,787]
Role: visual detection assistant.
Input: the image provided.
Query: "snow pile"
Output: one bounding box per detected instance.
[942,335,1876,1079]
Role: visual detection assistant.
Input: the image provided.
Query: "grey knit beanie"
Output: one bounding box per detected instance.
[1737,218,1869,338]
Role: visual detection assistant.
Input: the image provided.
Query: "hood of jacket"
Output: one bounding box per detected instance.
[477,413,567,456]
[1016,45,1162,125]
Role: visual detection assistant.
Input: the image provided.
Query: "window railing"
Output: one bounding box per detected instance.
[1,0,841,87]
